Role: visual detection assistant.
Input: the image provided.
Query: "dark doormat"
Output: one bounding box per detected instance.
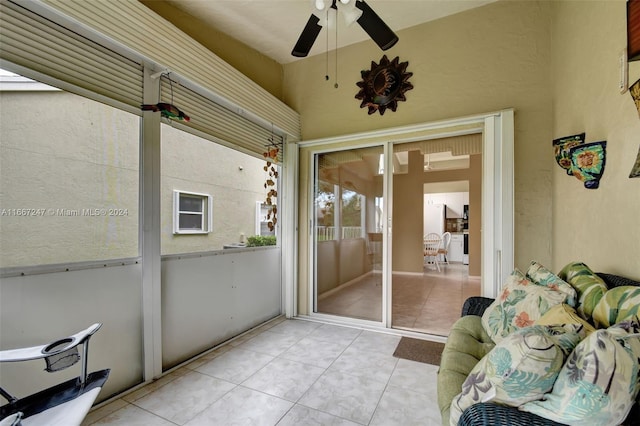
[393,337,445,365]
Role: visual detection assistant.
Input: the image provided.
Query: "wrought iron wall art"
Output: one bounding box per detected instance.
[355,55,413,115]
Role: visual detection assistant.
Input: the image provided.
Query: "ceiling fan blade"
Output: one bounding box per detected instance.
[355,0,399,51]
[291,14,323,57]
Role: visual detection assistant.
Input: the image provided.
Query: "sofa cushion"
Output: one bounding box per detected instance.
[449,324,583,426]
[481,269,569,344]
[437,315,495,426]
[592,285,640,328]
[558,261,607,322]
[526,260,577,307]
[520,320,640,425]
[535,303,596,336]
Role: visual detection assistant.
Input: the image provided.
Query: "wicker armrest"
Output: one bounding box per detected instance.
[458,403,567,426]
[461,297,495,317]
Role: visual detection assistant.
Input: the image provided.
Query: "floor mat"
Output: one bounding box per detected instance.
[392,337,445,365]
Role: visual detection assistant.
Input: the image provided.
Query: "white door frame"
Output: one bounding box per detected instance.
[287,109,514,325]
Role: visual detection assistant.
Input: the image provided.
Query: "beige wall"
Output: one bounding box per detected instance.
[550,1,640,278]
[286,0,554,274]
[392,150,425,273]
[139,0,284,100]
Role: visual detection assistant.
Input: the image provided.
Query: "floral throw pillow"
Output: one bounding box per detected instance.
[481,269,569,344]
[521,320,640,425]
[592,286,640,328]
[558,261,607,322]
[526,260,577,307]
[449,324,583,426]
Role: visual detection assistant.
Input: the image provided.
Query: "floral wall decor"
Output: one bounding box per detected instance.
[626,78,640,179]
[568,141,607,189]
[629,145,640,178]
[355,55,413,115]
[553,133,585,174]
[631,78,640,118]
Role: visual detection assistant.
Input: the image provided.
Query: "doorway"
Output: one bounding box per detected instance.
[390,140,481,335]
[294,110,514,332]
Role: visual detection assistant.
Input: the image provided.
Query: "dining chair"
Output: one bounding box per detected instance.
[438,231,451,264]
[423,233,441,271]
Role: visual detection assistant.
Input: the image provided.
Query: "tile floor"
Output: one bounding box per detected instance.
[83,317,442,426]
[318,263,480,336]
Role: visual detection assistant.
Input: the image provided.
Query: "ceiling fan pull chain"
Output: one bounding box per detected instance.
[325,8,330,81]
[334,16,339,89]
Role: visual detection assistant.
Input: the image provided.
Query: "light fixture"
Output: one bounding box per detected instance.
[292,0,398,57]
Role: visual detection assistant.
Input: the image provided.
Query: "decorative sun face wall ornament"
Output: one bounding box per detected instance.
[355,55,413,115]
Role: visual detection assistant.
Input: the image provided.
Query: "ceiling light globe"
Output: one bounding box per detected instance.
[339,0,351,4]
[315,0,326,11]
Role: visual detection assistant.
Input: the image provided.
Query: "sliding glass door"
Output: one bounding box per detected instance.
[312,145,384,322]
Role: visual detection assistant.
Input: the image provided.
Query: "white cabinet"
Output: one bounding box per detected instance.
[445,192,464,218]
[449,234,464,263]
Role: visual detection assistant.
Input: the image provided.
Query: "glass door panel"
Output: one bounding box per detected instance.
[313,146,384,322]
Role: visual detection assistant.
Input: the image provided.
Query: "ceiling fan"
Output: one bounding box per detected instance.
[291,0,399,58]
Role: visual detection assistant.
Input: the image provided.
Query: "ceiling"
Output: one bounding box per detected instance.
[165,0,495,64]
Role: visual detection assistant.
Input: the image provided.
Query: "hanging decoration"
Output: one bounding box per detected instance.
[552,133,607,188]
[626,78,640,178]
[262,128,280,232]
[629,145,640,178]
[140,102,190,121]
[552,133,585,174]
[568,141,607,189]
[355,55,413,115]
[141,73,190,121]
[630,77,640,118]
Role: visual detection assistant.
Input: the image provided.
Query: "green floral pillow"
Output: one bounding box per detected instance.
[521,321,640,425]
[558,261,607,322]
[526,261,577,307]
[592,286,640,328]
[481,269,569,343]
[449,324,583,426]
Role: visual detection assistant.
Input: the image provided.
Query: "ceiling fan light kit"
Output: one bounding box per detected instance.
[291,0,399,57]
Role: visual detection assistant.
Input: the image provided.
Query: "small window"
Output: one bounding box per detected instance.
[173,191,212,234]
[255,202,276,236]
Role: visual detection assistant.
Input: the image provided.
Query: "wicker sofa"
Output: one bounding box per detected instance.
[437,270,640,426]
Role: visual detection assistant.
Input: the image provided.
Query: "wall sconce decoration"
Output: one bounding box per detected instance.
[629,0,640,61]
[568,141,607,189]
[553,133,585,174]
[630,77,640,118]
[355,55,413,115]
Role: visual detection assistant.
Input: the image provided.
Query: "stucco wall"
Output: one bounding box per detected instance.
[285,0,554,272]
[160,124,269,255]
[0,91,140,267]
[550,1,640,278]
[0,90,271,267]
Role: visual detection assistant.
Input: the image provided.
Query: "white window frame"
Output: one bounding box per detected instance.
[173,190,213,234]
[255,201,277,237]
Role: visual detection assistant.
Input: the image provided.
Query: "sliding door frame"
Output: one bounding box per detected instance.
[290,109,514,328]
